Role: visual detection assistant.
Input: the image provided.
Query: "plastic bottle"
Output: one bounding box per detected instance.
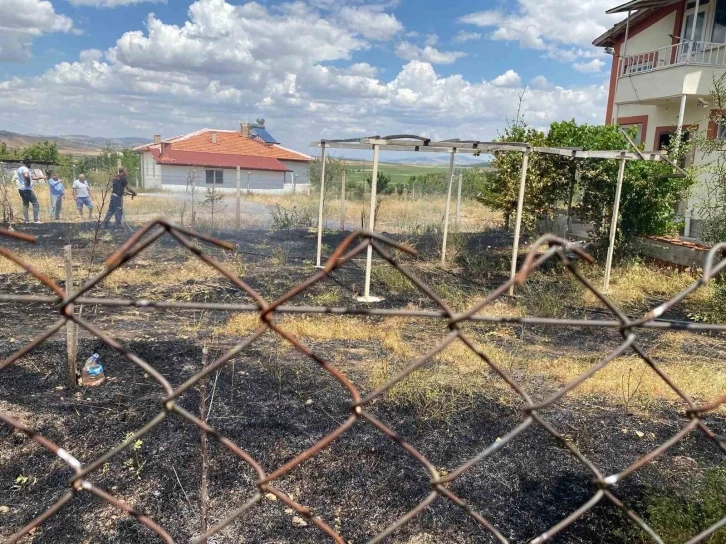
[81,353,105,386]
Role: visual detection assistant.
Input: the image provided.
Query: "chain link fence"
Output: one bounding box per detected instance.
[1,220,724,543]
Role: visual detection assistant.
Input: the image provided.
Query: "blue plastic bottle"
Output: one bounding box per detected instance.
[81,353,105,386]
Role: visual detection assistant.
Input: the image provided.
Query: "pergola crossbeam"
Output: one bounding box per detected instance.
[310,139,672,162]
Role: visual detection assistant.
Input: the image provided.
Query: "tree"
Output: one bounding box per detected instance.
[481,118,555,231]
[366,171,392,194]
[478,115,693,246]
[309,155,347,196]
[21,141,59,163]
[687,73,726,243]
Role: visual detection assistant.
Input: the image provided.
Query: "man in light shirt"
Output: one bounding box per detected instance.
[15,160,44,223]
[72,174,94,218]
[48,172,65,221]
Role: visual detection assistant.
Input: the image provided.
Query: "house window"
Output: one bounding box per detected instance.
[717,123,726,139]
[205,169,223,184]
[620,123,644,144]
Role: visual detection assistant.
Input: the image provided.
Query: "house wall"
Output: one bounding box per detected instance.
[623,11,677,57]
[618,100,716,233]
[159,165,286,192]
[281,160,310,186]
[141,152,163,189]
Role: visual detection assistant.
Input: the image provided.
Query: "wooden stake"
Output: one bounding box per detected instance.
[199,346,209,542]
[64,245,78,386]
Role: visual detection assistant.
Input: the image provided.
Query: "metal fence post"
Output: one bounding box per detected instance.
[509,149,530,296]
[340,170,346,231]
[316,144,326,268]
[455,172,463,231]
[236,166,241,230]
[604,154,627,291]
[441,150,456,265]
[358,144,382,302]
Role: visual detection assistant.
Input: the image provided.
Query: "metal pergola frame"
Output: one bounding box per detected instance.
[310,135,685,302]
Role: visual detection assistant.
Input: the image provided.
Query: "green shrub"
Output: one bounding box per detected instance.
[629,465,726,543]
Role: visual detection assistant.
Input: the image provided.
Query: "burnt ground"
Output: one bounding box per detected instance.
[0,221,724,543]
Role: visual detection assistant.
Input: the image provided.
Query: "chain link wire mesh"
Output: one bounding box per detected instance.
[1,219,724,543]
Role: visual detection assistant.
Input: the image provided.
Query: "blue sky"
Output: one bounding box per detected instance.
[0,0,622,153]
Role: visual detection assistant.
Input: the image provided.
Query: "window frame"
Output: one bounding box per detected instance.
[205,169,223,184]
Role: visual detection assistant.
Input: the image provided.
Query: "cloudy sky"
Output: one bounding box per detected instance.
[0,0,621,153]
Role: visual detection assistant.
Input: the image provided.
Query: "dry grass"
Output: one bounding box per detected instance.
[247,193,502,233]
[581,260,711,312]
[217,311,725,418]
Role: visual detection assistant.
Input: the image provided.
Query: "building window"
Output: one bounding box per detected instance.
[620,123,644,144]
[205,169,223,184]
[717,123,726,140]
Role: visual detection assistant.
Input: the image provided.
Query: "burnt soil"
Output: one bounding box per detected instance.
[1,222,724,543]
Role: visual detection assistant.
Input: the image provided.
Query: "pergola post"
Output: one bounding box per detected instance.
[455,172,463,230]
[509,148,530,296]
[358,143,382,303]
[440,149,456,265]
[604,154,627,291]
[315,143,326,268]
[235,166,241,230]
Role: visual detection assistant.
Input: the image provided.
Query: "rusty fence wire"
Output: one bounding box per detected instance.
[1,219,725,544]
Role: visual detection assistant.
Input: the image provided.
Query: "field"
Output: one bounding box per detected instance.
[0,215,724,543]
[342,161,452,186]
[1,182,498,234]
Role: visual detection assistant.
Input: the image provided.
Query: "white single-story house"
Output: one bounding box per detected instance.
[133,123,311,193]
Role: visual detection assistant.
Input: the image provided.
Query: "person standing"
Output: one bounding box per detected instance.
[48,172,65,221]
[73,174,94,218]
[102,166,136,228]
[15,160,43,223]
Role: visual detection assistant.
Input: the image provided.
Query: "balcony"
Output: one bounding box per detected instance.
[619,39,726,76]
[615,39,726,104]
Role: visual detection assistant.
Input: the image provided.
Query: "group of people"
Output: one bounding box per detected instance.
[13,160,136,228]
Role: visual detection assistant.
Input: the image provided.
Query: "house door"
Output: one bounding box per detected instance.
[680,1,709,61]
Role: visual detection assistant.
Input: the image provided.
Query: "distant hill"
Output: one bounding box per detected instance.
[0,131,151,156]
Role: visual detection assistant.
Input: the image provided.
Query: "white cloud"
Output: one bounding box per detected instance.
[453,30,482,43]
[573,58,605,73]
[425,33,439,46]
[395,41,466,65]
[530,75,552,90]
[0,0,74,61]
[68,0,164,6]
[0,0,608,151]
[336,6,403,41]
[460,0,617,63]
[491,69,522,88]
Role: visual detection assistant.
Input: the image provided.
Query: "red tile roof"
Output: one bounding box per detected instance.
[136,129,311,162]
[149,148,288,172]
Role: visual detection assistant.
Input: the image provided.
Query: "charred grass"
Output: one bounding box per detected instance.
[0,222,724,542]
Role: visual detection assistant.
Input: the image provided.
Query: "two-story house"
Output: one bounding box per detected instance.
[594,0,726,239]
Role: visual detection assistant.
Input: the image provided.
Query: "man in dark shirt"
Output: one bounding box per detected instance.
[102,167,137,228]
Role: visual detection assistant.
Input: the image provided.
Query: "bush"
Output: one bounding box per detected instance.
[629,465,726,543]
[270,204,314,231]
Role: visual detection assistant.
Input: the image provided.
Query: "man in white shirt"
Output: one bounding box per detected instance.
[15,160,43,223]
[72,174,94,218]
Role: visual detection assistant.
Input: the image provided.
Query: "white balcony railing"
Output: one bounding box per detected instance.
[619,39,726,77]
